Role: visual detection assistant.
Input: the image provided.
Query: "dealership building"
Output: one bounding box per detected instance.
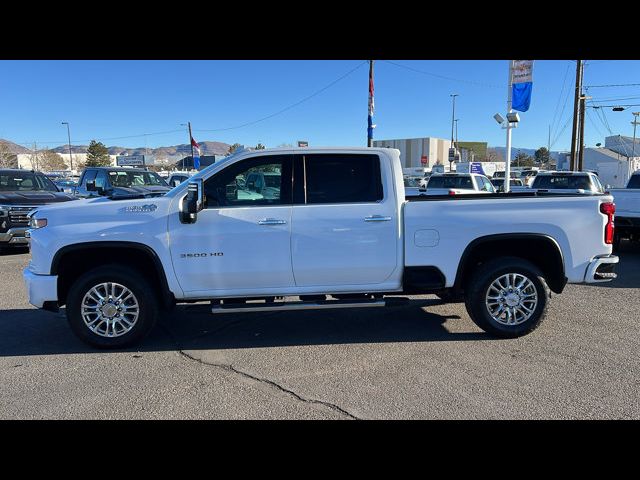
[373,137,488,170]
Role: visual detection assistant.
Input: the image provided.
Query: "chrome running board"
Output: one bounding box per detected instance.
[212,299,386,314]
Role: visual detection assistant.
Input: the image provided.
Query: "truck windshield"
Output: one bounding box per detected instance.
[428,176,473,189]
[0,172,59,192]
[107,171,168,188]
[628,175,640,188]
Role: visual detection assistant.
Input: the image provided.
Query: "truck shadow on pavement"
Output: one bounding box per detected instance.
[0,299,491,357]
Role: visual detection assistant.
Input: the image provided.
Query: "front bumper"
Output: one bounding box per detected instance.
[584,254,619,283]
[23,268,58,308]
[0,227,28,245]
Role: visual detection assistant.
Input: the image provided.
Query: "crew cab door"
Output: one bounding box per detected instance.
[290,153,399,287]
[168,154,295,296]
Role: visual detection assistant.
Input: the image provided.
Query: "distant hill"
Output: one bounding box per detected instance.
[47,140,231,159]
[0,139,32,154]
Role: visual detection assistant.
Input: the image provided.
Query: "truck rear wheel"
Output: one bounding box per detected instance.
[66,266,159,348]
[464,257,549,338]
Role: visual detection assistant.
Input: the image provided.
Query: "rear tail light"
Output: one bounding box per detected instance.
[448,190,457,196]
[600,202,615,244]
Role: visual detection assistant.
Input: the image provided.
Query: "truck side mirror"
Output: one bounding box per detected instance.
[181,178,204,224]
[86,180,96,191]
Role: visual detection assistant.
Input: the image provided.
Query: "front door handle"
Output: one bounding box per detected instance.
[258,218,287,225]
[364,215,392,222]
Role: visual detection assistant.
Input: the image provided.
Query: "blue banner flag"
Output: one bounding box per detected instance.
[511,60,534,112]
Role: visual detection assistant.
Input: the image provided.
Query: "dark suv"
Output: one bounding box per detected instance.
[0,169,75,250]
[74,167,171,198]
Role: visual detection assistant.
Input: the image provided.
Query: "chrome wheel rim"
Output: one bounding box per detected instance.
[485,273,538,326]
[81,282,139,338]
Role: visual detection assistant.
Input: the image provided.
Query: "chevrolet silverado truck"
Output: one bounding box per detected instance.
[0,169,75,251]
[610,171,640,248]
[23,147,619,348]
[73,167,171,199]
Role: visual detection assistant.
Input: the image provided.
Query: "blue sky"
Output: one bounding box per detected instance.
[1,60,639,152]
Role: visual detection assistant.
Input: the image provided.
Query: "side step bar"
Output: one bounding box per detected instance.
[212,298,386,314]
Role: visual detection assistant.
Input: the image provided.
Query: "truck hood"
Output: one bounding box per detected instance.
[0,191,76,205]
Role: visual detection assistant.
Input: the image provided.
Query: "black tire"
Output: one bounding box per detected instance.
[66,265,159,349]
[464,256,550,338]
[436,291,464,303]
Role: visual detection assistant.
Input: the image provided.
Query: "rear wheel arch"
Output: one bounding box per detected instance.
[454,234,566,294]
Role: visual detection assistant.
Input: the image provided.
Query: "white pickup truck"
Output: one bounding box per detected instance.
[23,147,619,348]
[610,171,640,247]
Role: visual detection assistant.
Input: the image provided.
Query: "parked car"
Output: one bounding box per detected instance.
[490,178,529,192]
[609,170,640,248]
[166,171,195,188]
[24,147,618,348]
[74,167,171,199]
[530,171,605,194]
[0,169,75,250]
[424,173,496,195]
[53,177,79,194]
[404,175,428,197]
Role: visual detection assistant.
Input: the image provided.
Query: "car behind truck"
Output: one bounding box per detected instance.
[24,148,619,348]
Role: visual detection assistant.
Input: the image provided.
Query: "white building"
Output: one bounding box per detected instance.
[373,137,453,169]
[557,135,640,188]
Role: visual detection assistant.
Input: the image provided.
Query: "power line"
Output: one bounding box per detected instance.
[550,62,571,136]
[586,109,605,139]
[583,83,640,88]
[194,61,368,133]
[381,60,502,88]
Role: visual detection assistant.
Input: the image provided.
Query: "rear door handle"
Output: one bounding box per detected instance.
[258,218,287,225]
[364,215,392,222]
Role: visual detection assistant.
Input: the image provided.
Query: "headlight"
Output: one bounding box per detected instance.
[29,216,48,229]
[0,205,8,218]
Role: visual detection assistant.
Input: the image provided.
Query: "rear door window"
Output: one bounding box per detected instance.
[303,154,383,204]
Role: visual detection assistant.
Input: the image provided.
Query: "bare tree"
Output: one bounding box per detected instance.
[27,143,40,171]
[0,142,18,168]
[39,150,67,171]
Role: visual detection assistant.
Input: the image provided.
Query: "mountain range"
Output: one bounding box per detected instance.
[1,139,231,159]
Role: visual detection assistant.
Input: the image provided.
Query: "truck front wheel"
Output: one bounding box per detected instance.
[464,257,550,338]
[66,266,159,348]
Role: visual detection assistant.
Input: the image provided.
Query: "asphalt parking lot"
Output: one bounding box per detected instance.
[1,243,639,419]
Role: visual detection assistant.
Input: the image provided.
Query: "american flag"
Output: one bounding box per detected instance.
[191,136,201,170]
[368,60,375,145]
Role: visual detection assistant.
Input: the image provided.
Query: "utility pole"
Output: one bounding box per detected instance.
[569,60,583,171]
[547,124,551,167]
[578,95,586,171]
[631,112,640,180]
[61,121,73,171]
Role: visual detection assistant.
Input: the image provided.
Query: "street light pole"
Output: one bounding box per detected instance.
[504,61,514,193]
[450,94,458,171]
[631,112,640,180]
[61,122,73,171]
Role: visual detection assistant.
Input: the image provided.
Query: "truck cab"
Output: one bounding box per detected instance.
[74,167,171,198]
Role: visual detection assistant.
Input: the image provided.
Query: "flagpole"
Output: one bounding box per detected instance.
[188,121,194,170]
[367,60,374,147]
[504,60,514,193]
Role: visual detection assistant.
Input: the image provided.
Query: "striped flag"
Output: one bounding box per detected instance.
[191,136,201,170]
[368,60,375,145]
